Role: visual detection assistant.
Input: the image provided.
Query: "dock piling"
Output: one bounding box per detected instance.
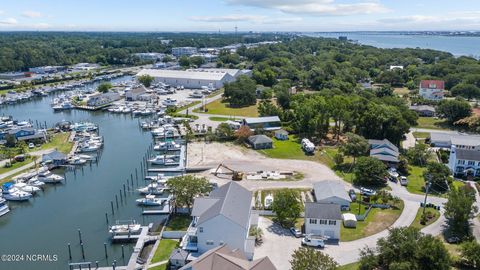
[123,184,126,197]
[115,195,118,208]
[78,229,83,244]
[121,245,124,258]
[68,243,72,260]
[110,201,114,215]
[105,213,109,224]
[104,243,108,258]
[81,243,85,260]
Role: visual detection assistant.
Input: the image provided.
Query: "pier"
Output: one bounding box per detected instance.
[111,226,148,242]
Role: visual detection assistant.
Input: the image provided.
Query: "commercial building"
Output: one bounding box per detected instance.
[125,85,147,101]
[419,80,445,100]
[87,92,121,107]
[181,182,258,260]
[242,116,281,131]
[172,47,198,57]
[136,69,236,89]
[304,202,342,240]
[448,145,480,177]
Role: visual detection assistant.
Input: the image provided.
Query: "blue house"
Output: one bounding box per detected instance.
[0,127,46,142]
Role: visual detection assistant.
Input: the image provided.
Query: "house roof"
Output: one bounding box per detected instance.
[274,129,289,136]
[368,139,399,153]
[248,135,273,145]
[420,80,445,90]
[137,69,230,81]
[243,116,280,125]
[409,105,436,112]
[180,245,276,270]
[170,248,189,261]
[42,150,67,161]
[430,132,480,147]
[313,180,351,203]
[127,85,147,94]
[456,149,480,162]
[194,182,252,231]
[305,202,342,220]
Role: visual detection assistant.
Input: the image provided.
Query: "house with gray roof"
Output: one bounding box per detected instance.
[242,116,281,131]
[448,145,480,177]
[409,105,436,117]
[181,182,257,260]
[170,248,190,269]
[313,180,351,210]
[430,132,480,150]
[248,135,273,149]
[304,203,342,239]
[368,139,399,164]
[180,244,276,270]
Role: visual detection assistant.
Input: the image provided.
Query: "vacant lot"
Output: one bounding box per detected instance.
[195,99,259,117]
[414,117,449,130]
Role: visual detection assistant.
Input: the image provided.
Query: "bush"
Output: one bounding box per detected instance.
[333,153,344,165]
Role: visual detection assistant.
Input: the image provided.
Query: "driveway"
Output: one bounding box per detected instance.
[179,93,225,129]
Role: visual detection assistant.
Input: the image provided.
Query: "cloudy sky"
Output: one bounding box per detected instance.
[1,0,480,31]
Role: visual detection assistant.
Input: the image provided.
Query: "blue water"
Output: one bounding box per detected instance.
[311,32,480,58]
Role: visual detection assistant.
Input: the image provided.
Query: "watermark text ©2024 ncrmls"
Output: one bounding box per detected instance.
[1,254,58,262]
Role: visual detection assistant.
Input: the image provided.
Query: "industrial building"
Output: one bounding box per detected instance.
[136,69,239,89]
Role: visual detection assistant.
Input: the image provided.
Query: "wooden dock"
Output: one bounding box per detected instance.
[142,203,171,215]
[111,226,148,242]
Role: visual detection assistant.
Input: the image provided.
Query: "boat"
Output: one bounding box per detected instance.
[154,141,181,151]
[162,98,177,106]
[68,156,87,165]
[135,194,166,206]
[109,220,142,236]
[14,182,41,194]
[3,188,33,201]
[0,198,10,217]
[148,155,178,165]
[27,178,45,187]
[78,154,95,161]
[33,170,64,184]
[137,182,168,195]
[144,174,168,183]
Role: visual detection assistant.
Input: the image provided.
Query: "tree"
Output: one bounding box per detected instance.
[5,134,16,147]
[97,82,112,93]
[406,144,430,166]
[423,162,451,193]
[138,74,154,88]
[190,56,205,67]
[179,56,190,68]
[290,247,338,270]
[234,125,253,143]
[444,185,477,240]
[166,175,212,213]
[354,157,387,186]
[460,240,480,268]
[436,99,472,124]
[16,141,28,155]
[359,227,451,270]
[340,133,369,164]
[271,189,303,227]
[258,101,282,117]
[215,123,235,141]
[223,75,257,107]
[451,83,480,100]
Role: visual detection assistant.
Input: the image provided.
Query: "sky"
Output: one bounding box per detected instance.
[1,0,480,32]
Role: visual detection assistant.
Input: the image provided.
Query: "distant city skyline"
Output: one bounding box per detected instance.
[2,0,480,31]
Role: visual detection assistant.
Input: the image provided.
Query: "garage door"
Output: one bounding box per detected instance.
[324,230,335,239]
[311,230,322,236]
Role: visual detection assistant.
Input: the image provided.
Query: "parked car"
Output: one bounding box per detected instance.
[446,236,460,244]
[301,235,325,248]
[14,155,25,162]
[348,189,356,201]
[360,187,376,196]
[400,176,408,186]
[28,143,35,149]
[290,227,302,238]
[387,168,399,178]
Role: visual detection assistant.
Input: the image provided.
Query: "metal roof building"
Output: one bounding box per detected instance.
[136,69,235,89]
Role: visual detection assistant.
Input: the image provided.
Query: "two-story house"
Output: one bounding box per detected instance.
[419,80,445,100]
[304,202,342,240]
[448,145,480,177]
[181,182,258,260]
[368,139,400,165]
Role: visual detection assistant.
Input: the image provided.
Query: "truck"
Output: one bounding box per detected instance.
[301,234,326,248]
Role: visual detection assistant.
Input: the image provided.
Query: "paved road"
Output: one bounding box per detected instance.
[402,131,416,149]
[0,148,54,180]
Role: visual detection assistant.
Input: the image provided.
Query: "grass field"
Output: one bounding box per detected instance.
[341,201,404,242]
[0,156,35,175]
[36,132,73,154]
[406,165,427,195]
[411,207,440,229]
[413,132,430,139]
[150,239,179,264]
[208,116,240,122]
[394,87,410,96]
[164,214,191,231]
[149,264,167,270]
[414,117,449,130]
[338,262,360,270]
[195,98,259,117]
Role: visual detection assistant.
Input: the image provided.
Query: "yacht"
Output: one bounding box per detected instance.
[77,154,95,161]
[34,170,64,184]
[137,183,167,195]
[27,178,45,187]
[136,195,166,206]
[3,187,32,201]
[68,156,87,165]
[154,141,181,151]
[144,174,168,183]
[0,198,9,217]
[109,220,142,236]
[14,182,41,194]
[162,98,177,106]
[148,155,177,165]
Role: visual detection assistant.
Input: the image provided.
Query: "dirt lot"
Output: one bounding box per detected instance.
[187,142,348,191]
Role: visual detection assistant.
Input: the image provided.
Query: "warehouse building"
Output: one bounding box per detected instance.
[136,69,237,89]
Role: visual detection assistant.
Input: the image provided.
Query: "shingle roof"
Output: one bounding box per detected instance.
[305,202,342,220]
[42,150,67,161]
[430,133,480,147]
[195,182,252,231]
[420,80,445,89]
[274,129,289,136]
[170,248,189,261]
[368,139,399,153]
[409,105,436,112]
[248,135,273,145]
[313,180,351,203]
[456,149,480,162]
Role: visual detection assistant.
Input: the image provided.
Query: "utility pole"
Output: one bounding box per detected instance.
[422,175,432,217]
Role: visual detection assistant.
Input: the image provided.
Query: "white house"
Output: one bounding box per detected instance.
[419,80,445,100]
[313,180,351,210]
[430,133,480,150]
[86,92,120,107]
[136,69,235,89]
[448,145,480,177]
[125,85,147,101]
[304,202,342,240]
[181,182,257,260]
[274,129,289,140]
[172,47,198,57]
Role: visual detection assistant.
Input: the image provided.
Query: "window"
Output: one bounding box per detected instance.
[458,160,465,165]
[329,220,337,226]
[319,220,327,225]
[199,227,203,233]
[468,161,475,166]
[206,240,214,245]
[309,219,317,224]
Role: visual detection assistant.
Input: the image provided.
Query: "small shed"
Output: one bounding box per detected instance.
[274,129,289,141]
[248,135,273,150]
[169,248,189,269]
[342,213,357,228]
[42,150,67,166]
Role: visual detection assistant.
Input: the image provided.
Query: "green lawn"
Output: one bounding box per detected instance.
[208,116,240,122]
[341,201,404,242]
[150,239,179,264]
[412,132,430,139]
[406,165,427,195]
[411,207,440,229]
[165,214,191,231]
[149,264,167,270]
[36,132,74,154]
[194,98,259,117]
[176,101,200,112]
[257,136,309,160]
[414,117,449,130]
[338,262,360,270]
[0,156,35,175]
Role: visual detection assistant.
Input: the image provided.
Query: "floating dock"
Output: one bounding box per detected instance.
[111,226,148,242]
[142,203,171,215]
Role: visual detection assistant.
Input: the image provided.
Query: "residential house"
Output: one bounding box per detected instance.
[448,145,480,177]
[248,135,273,150]
[429,133,480,150]
[125,85,147,101]
[274,129,289,141]
[181,182,258,260]
[304,202,342,239]
[419,80,445,100]
[169,248,189,270]
[180,244,276,270]
[313,180,351,210]
[172,47,198,57]
[87,92,121,107]
[242,116,281,131]
[0,127,46,142]
[368,139,400,164]
[42,150,68,166]
[409,105,436,117]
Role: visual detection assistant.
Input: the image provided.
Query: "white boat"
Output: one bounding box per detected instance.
[154,141,181,151]
[136,194,166,206]
[27,178,45,187]
[162,98,177,106]
[34,170,64,184]
[148,155,177,165]
[78,142,101,152]
[144,174,168,183]
[3,189,33,201]
[14,182,41,194]
[68,156,87,165]
[0,198,9,217]
[109,220,142,236]
[137,182,167,195]
[78,154,95,161]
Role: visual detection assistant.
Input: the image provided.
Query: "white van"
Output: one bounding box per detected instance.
[301,234,325,248]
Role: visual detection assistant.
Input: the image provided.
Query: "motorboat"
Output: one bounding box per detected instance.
[27,178,45,187]
[154,141,181,151]
[77,154,95,161]
[68,156,87,165]
[136,194,166,206]
[109,220,142,236]
[0,198,10,217]
[34,170,64,184]
[162,98,177,106]
[3,189,32,201]
[137,182,167,195]
[148,155,178,165]
[14,182,41,194]
[144,174,168,183]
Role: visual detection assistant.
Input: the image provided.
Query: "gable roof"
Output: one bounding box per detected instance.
[274,129,289,136]
[305,202,342,220]
[313,180,351,203]
[456,149,480,162]
[194,182,252,231]
[430,132,480,147]
[368,139,399,153]
[248,135,273,145]
[180,245,276,270]
[42,150,67,161]
[170,248,189,261]
[409,105,436,112]
[420,80,445,90]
